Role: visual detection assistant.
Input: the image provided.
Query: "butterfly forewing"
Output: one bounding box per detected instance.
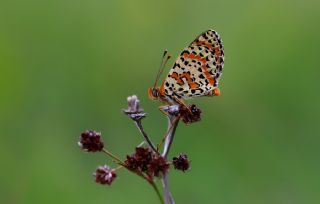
[164,29,224,99]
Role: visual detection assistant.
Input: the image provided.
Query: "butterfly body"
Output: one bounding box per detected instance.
[148,29,224,105]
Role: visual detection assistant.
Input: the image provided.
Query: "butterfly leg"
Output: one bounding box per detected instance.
[171,95,193,114]
[156,116,180,151]
[158,105,171,117]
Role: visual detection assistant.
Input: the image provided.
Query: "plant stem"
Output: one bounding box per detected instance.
[135,120,159,154]
[150,180,165,204]
[162,116,179,158]
[156,114,179,204]
[161,115,179,204]
[121,165,164,204]
[113,165,124,171]
[162,173,174,204]
[102,149,125,166]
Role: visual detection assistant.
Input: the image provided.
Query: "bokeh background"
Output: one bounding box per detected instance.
[1,0,320,203]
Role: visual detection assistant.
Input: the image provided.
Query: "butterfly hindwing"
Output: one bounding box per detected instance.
[164,29,224,99]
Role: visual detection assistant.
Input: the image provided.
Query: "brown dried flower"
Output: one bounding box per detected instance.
[78,130,104,152]
[173,154,190,172]
[125,147,153,171]
[148,156,170,177]
[93,165,117,185]
[179,104,202,124]
[123,95,146,121]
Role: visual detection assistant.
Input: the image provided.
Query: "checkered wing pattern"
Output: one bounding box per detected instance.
[164,29,224,99]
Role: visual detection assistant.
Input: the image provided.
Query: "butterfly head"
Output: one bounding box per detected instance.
[148,87,159,100]
[149,50,171,101]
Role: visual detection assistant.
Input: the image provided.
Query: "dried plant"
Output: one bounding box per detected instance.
[78,28,225,203]
[78,95,201,204]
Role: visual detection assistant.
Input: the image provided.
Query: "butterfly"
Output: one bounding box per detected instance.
[148,29,224,105]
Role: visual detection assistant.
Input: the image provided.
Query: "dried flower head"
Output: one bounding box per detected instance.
[148,156,170,177]
[78,130,104,152]
[125,155,140,171]
[93,165,117,185]
[125,147,153,172]
[123,95,146,121]
[179,104,202,124]
[172,154,190,172]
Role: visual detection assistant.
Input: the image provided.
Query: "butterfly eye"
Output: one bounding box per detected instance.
[152,89,159,98]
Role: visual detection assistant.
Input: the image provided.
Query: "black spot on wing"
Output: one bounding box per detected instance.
[199,74,205,79]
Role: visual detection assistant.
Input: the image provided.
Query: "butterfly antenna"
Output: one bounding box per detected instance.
[159,54,171,81]
[153,50,171,88]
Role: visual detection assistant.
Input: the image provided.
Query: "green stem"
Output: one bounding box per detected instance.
[135,120,160,155]
[113,165,124,171]
[150,181,165,204]
[102,149,125,166]
[130,171,164,204]
[101,147,163,203]
[119,163,164,204]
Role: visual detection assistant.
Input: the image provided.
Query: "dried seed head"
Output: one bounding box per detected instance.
[123,95,146,121]
[125,155,140,171]
[126,95,142,113]
[172,154,190,172]
[78,130,104,152]
[148,155,170,177]
[125,147,170,177]
[160,104,202,124]
[179,104,202,124]
[125,147,153,172]
[93,165,117,185]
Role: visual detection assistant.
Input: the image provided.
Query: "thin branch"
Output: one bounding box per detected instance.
[135,120,159,154]
[157,117,177,151]
[119,163,164,204]
[123,96,181,204]
[161,115,179,204]
[162,174,175,204]
[150,180,165,204]
[162,116,180,158]
[102,149,125,166]
[103,147,164,204]
[122,95,159,154]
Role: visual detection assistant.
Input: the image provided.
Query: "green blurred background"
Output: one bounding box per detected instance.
[1,0,320,203]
